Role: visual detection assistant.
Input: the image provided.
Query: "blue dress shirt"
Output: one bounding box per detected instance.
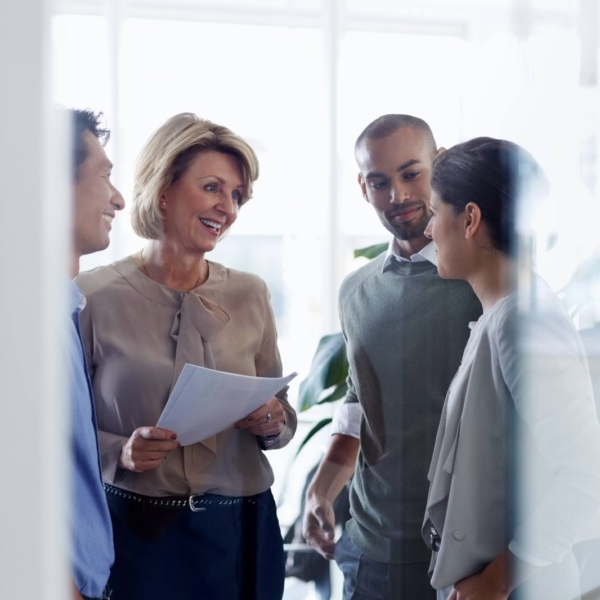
[67,280,114,597]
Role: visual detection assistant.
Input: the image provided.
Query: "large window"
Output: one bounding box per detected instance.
[53,0,600,362]
[50,1,600,596]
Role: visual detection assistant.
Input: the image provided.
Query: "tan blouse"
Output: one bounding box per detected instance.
[75,256,297,497]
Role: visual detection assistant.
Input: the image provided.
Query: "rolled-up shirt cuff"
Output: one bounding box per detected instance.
[330,402,362,439]
[508,539,552,567]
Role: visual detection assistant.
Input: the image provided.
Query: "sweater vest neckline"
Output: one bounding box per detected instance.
[385,259,437,276]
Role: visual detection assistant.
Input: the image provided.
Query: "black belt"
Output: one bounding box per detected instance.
[104,483,250,513]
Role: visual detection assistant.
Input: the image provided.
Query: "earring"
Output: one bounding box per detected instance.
[161,202,166,207]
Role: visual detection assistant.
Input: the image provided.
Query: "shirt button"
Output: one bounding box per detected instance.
[453,530,465,541]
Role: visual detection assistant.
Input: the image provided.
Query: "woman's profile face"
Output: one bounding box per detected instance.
[161,150,244,256]
[425,190,468,280]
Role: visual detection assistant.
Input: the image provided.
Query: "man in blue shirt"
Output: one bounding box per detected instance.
[67,109,125,600]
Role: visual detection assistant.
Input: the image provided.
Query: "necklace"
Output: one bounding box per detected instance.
[140,248,206,291]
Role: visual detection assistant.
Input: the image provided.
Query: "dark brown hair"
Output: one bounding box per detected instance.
[70,109,110,180]
[355,114,437,156]
[431,137,548,254]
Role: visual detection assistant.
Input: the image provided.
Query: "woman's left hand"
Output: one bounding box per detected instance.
[448,572,510,600]
[448,551,512,600]
[234,397,286,437]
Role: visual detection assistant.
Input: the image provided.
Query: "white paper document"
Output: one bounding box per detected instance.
[156,364,297,446]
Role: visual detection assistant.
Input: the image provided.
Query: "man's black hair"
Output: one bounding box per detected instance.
[355,114,437,156]
[70,109,110,180]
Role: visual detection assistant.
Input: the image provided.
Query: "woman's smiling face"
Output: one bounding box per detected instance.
[425,190,470,280]
[161,150,245,255]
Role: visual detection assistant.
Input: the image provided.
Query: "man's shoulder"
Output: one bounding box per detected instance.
[340,254,386,297]
[65,277,85,312]
[75,260,124,297]
[437,277,483,312]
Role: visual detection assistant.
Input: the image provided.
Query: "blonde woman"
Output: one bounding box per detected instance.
[76,113,296,600]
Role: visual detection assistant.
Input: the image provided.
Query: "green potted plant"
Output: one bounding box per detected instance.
[294,242,388,456]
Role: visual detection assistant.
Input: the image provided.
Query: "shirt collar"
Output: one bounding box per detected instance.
[67,278,87,313]
[381,238,438,272]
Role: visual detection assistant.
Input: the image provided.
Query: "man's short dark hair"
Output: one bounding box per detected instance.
[70,109,110,180]
[355,114,437,156]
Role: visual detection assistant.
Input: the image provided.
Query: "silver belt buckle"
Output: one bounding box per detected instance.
[188,493,206,512]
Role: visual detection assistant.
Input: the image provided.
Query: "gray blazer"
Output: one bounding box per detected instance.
[422,282,600,596]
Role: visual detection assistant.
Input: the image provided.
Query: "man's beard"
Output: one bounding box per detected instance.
[385,205,431,241]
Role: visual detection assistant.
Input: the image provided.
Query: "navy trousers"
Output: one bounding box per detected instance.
[106,488,285,600]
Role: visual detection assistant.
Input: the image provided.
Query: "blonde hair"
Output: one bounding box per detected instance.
[131,113,260,240]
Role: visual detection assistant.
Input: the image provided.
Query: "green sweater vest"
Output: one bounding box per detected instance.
[339,254,482,564]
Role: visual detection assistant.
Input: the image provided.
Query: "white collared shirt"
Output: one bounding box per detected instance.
[381,238,438,272]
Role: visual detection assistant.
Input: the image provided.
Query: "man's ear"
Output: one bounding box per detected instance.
[358,172,368,202]
[464,202,482,240]
[435,147,446,158]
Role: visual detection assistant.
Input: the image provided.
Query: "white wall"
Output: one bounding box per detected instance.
[0,0,68,597]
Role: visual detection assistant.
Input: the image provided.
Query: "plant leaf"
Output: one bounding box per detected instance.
[317,382,348,405]
[298,333,348,412]
[354,243,388,260]
[294,418,333,458]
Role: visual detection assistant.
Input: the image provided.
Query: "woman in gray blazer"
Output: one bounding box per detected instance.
[421,138,600,600]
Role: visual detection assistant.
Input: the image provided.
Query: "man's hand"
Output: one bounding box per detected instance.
[119,426,180,472]
[234,397,286,437]
[303,492,336,560]
[301,434,360,561]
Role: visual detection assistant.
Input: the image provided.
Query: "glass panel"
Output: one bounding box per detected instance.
[50,7,600,597]
[346,0,512,18]
[51,15,110,111]
[129,0,319,10]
